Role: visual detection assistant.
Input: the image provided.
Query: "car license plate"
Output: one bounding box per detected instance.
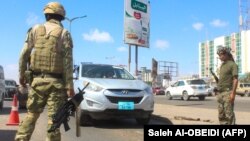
[118,102,134,110]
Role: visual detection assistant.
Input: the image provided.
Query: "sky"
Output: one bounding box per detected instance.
[0,0,239,84]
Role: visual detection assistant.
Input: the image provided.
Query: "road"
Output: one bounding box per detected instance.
[0,99,171,141]
[155,95,250,112]
[1,95,249,141]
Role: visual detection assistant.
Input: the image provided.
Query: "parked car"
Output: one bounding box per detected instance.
[152,87,165,95]
[4,79,17,98]
[236,83,250,97]
[73,63,154,125]
[165,79,209,101]
[0,65,5,110]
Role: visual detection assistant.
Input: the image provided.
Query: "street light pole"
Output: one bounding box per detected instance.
[65,15,86,136]
[65,15,87,33]
[65,15,87,69]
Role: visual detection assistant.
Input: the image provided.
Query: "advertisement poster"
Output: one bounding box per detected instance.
[124,0,150,47]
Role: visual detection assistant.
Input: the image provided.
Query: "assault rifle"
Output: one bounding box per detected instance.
[209,68,219,83]
[209,68,219,94]
[48,82,89,136]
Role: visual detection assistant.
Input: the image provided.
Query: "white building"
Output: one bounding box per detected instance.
[199,30,250,78]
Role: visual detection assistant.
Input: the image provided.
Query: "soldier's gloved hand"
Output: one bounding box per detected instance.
[19,77,26,87]
[67,89,75,98]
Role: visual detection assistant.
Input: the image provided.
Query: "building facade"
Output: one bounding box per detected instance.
[199,30,250,79]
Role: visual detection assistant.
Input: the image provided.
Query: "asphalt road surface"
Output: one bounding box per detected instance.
[1,95,249,141]
[1,100,171,141]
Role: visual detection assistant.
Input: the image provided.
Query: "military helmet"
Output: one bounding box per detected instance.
[217,45,231,55]
[43,2,66,18]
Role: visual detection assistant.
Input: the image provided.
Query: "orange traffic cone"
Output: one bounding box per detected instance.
[6,94,20,125]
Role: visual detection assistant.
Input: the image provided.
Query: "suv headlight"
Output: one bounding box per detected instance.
[86,83,103,92]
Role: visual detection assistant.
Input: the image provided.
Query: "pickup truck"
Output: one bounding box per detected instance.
[236,83,250,97]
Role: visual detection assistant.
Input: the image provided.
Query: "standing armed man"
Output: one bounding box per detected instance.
[15,2,75,141]
[216,46,238,125]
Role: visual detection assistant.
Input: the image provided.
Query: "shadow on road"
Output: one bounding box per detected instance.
[91,115,173,129]
[92,119,144,129]
[151,114,173,125]
[0,130,16,141]
[0,107,27,115]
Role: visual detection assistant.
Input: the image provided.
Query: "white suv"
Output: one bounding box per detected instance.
[73,63,154,125]
[165,79,209,101]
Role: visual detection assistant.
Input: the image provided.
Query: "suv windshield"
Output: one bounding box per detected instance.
[186,79,206,85]
[81,64,135,80]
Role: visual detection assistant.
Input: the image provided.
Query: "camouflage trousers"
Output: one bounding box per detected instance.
[216,91,235,125]
[15,78,67,141]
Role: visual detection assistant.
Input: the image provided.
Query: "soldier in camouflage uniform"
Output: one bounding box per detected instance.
[15,2,75,141]
[216,46,238,125]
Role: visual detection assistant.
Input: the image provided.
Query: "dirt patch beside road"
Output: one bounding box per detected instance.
[152,104,250,125]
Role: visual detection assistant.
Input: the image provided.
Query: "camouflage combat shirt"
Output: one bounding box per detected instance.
[19,19,74,89]
[217,60,238,91]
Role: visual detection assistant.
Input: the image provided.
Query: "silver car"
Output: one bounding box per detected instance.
[165,79,209,101]
[73,63,154,125]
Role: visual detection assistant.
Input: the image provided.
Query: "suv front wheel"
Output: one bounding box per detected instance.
[182,91,189,101]
[245,91,250,97]
[80,111,93,126]
[198,96,205,100]
[165,92,172,100]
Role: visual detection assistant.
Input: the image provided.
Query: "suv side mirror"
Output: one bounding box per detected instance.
[73,73,78,80]
[73,65,79,80]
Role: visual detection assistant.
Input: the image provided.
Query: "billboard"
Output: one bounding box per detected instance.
[124,0,150,47]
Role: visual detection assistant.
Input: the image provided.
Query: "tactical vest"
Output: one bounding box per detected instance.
[30,24,64,74]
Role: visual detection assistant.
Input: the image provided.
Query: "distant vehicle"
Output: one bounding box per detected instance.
[73,63,154,125]
[0,65,5,110]
[207,86,215,96]
[207,82,217,96]
[4,79,17,98]
[152,87,165,95]
[236,83,250,97]
[165,79,209,101]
